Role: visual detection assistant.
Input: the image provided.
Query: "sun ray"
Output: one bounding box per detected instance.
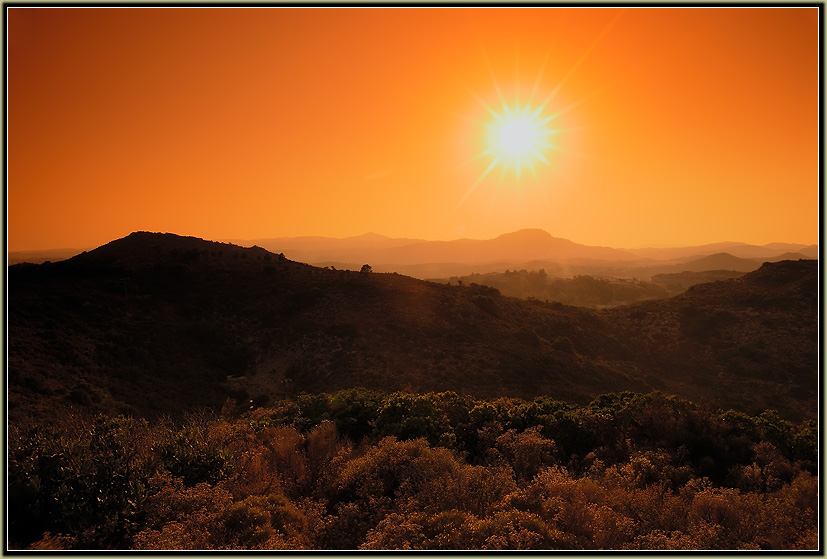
[484,166,509,220]
[526,156,538,180]
[548,143,600,164]
[534,11,624,115]
[545,81,613,121]
[479,43,510,117]
[515,42,521,107]
[456,151,505,208]
[528,145,549,166]
[454,11,625,207]
[528,46,554,107]
[447,108,488,127]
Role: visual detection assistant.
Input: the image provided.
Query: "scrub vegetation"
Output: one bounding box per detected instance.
[7,233,819,550]
[8,390,817,550]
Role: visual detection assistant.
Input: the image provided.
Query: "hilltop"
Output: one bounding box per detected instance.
[603,259,818,418]
[8,232,818,421]
[10,229,818,281]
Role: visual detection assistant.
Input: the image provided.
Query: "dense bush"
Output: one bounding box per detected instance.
[7,390,819,550]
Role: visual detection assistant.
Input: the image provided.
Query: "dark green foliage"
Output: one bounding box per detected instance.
[375,393,455,446]
[327,388,387,441]
[161,427,233,487]
[290,389,385,441]
[8,415,160,549]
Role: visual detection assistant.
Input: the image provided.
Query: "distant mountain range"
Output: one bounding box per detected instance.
[7,247,91,265]
[223,229,818,275]
[629,241,819,261]
[8,232,818,423]
[12,230,817,278]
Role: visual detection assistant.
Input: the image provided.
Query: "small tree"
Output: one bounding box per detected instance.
[360,264,372,273]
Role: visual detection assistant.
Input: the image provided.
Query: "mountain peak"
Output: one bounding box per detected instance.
[69,231,274,270]
[344,232,392,242]
[495,228,557,242]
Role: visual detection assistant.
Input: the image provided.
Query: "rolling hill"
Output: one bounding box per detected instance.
[226,230,818,280]
[626,241,819,261]
[10,230,818,281]
[7,247,91,266]
[224,229,639,271]
[7,232,819,422]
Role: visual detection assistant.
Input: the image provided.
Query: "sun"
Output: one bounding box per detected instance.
[455,94,562,207]
[484,102,557,181]
[455,14,621,208]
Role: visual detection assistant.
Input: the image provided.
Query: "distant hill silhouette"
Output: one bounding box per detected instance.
[7,247,90,266]
[627,241,819,261]
[375,229,639,265]
[226,229,639,270]
[221,232,427,266]
[666,252,762,273]
[229,230,817,279]
[651,269,747,292]
[10,230,817,277]
[766,251,812,262]
[8,232,817,422]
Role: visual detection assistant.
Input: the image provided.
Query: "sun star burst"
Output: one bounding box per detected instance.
[479,102,557,182]
[454,14,623,210]
[491,104,556,179]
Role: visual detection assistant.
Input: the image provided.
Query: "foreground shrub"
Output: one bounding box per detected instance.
[7,391,819,550]
[8,414,160,549]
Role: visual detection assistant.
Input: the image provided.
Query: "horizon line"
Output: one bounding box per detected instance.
[8,228,819,255]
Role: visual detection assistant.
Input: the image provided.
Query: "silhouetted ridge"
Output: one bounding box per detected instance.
[8,234,817,423]
[602,258,816,419]
[684,258,817,306]
[68,232,276,270]
[679,252,761,273]
[746,259,818,288]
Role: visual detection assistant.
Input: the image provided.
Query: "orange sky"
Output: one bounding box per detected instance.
[7,7,820,251]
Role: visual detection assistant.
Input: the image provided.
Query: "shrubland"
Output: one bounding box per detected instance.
[8,390,817,550]
[8,235,818,550]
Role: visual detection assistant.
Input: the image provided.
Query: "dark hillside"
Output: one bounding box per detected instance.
[603,260,819,420]
[8,233,818,422]
[650,269,746,292]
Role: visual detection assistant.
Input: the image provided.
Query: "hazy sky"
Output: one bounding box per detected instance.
[8,7,819,251]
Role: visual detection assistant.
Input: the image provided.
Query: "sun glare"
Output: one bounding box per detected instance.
[485,103,556,180]
[455,14,623,209]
